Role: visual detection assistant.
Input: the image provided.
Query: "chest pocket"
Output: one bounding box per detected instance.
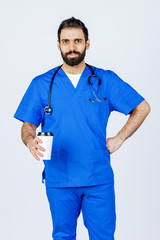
[85,98,109,126]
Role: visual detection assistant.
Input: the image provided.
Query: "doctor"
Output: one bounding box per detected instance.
[14,17,150,240]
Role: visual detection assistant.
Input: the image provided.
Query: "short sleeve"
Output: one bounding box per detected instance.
[13,78,44,127]
[108,70,145,116]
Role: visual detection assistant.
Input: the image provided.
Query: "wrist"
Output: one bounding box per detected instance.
[115,133,125,144]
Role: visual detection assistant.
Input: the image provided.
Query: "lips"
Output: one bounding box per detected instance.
[68,53,78,57]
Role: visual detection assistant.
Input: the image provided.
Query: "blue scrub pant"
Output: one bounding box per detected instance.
[45,182,116,240]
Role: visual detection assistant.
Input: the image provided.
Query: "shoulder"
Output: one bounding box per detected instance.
[32,66,60,85]
[88,65,117,86]
[88,64,115,78]
[88,65,129,93]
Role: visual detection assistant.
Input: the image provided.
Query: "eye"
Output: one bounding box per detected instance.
[75,39,81,43]
[63,40,68,44]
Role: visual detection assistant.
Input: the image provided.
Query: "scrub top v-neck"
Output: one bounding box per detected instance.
[13,64,145,187]
[65,73,81,89]
[58,65,90,97]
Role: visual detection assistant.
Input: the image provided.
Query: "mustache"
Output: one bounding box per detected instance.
[66,51,80,56]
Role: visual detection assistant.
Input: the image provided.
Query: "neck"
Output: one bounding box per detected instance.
[61,61,86,74]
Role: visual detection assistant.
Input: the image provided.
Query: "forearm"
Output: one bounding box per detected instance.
[21,122,37,147]
[116,101,151,143]
[106,100,151,154]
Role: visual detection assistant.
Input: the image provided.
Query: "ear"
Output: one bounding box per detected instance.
[57,40,60,50]
[86,39,90,50]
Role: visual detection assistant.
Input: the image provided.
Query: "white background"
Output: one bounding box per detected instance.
[0,0,159,239]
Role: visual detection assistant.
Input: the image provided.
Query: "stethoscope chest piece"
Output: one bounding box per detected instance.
[45,106,53,114]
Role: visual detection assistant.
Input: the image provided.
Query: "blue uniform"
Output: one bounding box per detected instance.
[14,64,145,239]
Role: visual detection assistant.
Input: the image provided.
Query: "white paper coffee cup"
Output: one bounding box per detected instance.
[37,132,53,160]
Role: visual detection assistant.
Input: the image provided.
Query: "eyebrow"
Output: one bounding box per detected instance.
[61,38,83,42]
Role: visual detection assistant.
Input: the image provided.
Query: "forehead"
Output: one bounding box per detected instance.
[60,28,85,40]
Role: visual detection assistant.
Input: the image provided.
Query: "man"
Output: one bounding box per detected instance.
[14,17,151,240]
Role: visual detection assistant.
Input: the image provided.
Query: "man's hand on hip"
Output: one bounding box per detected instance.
[106,136,123,154]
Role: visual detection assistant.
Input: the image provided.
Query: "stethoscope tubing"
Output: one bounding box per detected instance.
[45,63,107,114]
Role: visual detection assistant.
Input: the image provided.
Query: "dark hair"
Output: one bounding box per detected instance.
[57,17,89,42]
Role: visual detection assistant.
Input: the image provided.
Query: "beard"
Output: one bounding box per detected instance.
[60,46,86,66]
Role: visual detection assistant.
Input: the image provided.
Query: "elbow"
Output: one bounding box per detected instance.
[144,100,151,115]
[140,100,151,120]
[131,100,151,116]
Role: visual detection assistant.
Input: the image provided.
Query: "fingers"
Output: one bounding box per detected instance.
[30,146,44,161]
[34,142,45,152]
[33,137,45,151]
[29,137,45,161]
[32,150,41,161]
[35,137,43,144]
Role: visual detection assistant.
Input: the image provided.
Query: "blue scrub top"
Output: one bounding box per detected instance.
[14,64,145,187]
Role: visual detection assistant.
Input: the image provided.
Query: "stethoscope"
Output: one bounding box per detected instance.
[45,63,107,114]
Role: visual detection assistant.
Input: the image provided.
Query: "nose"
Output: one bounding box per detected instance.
[68,41,76,51]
